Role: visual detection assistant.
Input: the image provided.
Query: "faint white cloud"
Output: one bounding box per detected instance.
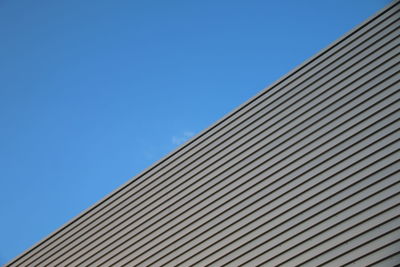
[143,150,154,160]
[172,131,194,146]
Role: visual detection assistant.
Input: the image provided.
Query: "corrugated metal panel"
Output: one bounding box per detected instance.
[6,1,400,266]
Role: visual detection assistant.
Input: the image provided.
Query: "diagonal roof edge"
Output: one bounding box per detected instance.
[6,0,399,265]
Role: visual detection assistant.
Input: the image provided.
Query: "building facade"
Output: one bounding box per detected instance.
[7,1,400,266]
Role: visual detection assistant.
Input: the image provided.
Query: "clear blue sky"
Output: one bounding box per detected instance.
[0,0,391,264]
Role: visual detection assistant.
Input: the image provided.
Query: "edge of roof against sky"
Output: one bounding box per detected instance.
[7,0,398,265]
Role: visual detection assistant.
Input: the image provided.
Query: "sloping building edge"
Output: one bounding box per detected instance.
[6,1,399,266]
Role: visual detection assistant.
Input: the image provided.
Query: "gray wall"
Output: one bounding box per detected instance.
[7,1,400,266]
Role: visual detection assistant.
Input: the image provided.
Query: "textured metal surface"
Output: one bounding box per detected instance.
[6,1,400,266]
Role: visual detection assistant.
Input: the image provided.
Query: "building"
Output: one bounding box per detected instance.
[6,1,400,266]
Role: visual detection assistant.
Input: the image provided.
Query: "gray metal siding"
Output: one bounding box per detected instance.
[7,1,400,266]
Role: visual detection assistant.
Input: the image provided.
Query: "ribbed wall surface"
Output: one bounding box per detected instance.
[7,1,400,266]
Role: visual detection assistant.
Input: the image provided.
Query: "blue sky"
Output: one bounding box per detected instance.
[0,0,390,264]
